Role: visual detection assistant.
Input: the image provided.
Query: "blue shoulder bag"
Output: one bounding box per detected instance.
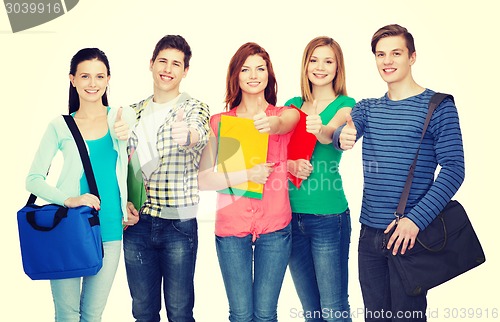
[17,115,104,280]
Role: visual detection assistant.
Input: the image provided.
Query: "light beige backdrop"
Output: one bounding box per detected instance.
[1,0,497,321]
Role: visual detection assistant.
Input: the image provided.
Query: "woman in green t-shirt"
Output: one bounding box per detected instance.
[285,36,355,322]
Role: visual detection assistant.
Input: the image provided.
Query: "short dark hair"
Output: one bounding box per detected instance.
[151,35,192,68]
[371,24,415,57]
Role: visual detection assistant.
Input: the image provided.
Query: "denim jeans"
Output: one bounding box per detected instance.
[358,224,427,322]
[216,223,292,322]
[50,240,121,322]
[288,211,352,322]
[123,215,198,322]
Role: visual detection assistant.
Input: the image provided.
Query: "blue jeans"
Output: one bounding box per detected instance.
[358,224,427,322]
[216,224,292,322]
[123,215,198,322]
[288,211,352,322]
[50,240,121,322]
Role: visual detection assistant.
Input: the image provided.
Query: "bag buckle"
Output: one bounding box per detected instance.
[394,212,405,224]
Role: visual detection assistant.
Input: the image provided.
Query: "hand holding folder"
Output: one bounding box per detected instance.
[287,106,317,188]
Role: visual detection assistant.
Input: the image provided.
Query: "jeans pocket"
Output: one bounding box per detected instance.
[171,218,198,238]
[274,223,292,239]
[359,225,367,240]
[344,209,352,234]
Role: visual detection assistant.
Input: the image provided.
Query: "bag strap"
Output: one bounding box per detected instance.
[26,115,100,205]
[395,93,454,218]
[62,115,100,199]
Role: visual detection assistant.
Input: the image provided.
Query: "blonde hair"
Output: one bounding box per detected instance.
[300,36,347,102]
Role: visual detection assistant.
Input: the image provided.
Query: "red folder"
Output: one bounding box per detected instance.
[287,105,317,188]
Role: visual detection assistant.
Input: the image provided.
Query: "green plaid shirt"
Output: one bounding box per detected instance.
[128,93,210,218]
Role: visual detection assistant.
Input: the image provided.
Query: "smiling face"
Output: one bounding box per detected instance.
[150,48,188,100]
[375,35,416,85]
[307,45,337,88]
[238,54,268,95]
[69,59,109,105]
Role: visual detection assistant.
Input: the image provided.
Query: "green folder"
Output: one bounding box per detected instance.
[127,152,146,211]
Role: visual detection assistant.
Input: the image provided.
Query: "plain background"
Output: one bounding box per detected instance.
[1,0,498,321]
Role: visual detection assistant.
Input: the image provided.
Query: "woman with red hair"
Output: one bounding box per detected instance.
[199,42,299,321]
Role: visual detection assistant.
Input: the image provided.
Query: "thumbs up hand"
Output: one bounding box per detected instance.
[172,108,190,146]
[114,107,130,141]
[306,100,322,135]
[339,113,357,150]
[253,97,273,133]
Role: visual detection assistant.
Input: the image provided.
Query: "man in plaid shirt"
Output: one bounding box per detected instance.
[123,35,210,322]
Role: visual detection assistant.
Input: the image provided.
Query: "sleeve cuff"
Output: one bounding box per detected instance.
[332,125,345,151]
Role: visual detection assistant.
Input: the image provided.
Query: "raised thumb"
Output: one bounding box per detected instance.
[346,114,355,128]
[116,107,123,122]
[312,100,318,115]
[176,108,185,122]
[257,96,266,113]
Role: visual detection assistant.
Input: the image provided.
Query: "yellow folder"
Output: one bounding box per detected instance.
[217,115,269,199]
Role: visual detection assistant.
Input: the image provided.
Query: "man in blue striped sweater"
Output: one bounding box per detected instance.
[333,24,465,321]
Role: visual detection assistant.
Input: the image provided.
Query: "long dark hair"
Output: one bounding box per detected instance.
[68,48,110,114]
[224,42,277,110]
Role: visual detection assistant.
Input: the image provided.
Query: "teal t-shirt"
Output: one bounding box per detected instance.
[80,128,122,242]
[285,95,355,214]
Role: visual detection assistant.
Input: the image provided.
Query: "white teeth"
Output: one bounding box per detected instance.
[86,90,98,93]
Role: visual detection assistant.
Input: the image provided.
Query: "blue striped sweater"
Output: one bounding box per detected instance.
[333,89,464,230]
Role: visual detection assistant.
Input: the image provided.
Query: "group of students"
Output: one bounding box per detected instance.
[25,23,465,322]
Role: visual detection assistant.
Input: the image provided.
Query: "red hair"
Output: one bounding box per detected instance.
[224,42,277,110]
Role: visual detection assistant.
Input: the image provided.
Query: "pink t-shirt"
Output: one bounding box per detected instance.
[210,105,293,241]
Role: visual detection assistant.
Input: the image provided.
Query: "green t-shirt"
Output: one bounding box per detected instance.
[285,95,355,214]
